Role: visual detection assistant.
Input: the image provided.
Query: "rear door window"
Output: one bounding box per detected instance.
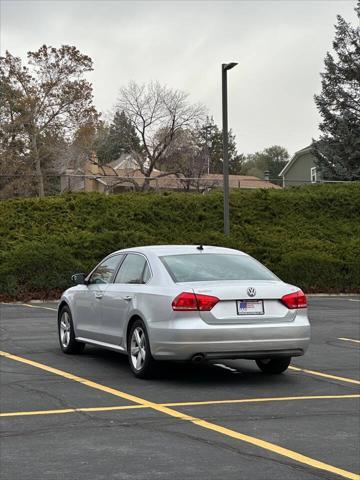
[114,254,150,284]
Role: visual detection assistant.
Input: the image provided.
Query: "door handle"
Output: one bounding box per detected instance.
[123,295,132,301]
[95,293,103,299]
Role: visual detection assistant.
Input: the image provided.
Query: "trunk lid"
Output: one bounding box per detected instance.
[179,280,299,324]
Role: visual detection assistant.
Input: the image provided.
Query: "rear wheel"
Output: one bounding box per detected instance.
[256,357,291,374]
[128,319,156,378]
[58,306,85,354]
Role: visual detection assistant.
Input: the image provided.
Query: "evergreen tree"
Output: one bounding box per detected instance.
[313,2,360,180]
[96,110,141,164]
[197,119,241,174]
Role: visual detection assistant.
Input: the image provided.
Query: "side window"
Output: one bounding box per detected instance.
[89,255,123,285]
[114,254,149,284]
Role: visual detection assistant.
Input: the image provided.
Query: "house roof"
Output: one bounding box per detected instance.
[108,153,139,171]
[108,154,161,174]
[279,145,313,177]
[202,174,280,189]
[92,171,280,190]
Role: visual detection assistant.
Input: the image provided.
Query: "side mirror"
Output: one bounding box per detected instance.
[71,273,87,285]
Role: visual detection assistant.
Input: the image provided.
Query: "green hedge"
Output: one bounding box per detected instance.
[0,183,359,299]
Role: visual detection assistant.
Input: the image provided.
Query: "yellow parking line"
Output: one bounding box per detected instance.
[0,405,145,417]
[339,338,360,345]
[1,394,359,418]
[0,351,358,480]
[289,366,360,385]
[21,303,57,312]
[190,420,360,480]
[165,394,360,408]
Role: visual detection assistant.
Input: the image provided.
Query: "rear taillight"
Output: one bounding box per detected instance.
[172,292,219,311]
[172,292,198,310]
[281,290,307,309]
[196,293,220,311]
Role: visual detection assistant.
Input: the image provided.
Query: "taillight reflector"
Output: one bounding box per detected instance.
[281,290,307,309]
[172,292,219,311]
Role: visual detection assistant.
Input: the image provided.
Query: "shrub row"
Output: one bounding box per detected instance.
[0,183,359,300]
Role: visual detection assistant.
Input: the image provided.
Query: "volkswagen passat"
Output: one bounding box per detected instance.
[58,245,311,378]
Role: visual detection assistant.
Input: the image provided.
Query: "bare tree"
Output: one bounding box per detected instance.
[0,45,98,197]
[117,81,206,190]
[158,127,207,191]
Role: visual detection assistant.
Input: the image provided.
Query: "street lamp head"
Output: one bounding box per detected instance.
[223,62,238,71]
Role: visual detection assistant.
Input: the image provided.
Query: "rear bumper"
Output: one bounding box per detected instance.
[149,311,311,360]
[203,349,304,360]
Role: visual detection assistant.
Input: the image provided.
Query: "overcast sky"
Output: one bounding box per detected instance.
[1,0,358,155]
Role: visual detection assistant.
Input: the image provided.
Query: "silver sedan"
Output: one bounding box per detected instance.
[58,245,311,378]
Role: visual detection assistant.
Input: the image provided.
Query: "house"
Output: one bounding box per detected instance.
[279,146,320,187]
[61,153,281,193]
[107,153,152,172]
[60,152,146,193]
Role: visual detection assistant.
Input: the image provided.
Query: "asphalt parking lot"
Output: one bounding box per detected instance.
[0,297,359,480]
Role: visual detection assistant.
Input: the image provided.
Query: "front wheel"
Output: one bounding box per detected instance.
[128,319,156,378]
[58,306,85,354]
[256,357,291,374]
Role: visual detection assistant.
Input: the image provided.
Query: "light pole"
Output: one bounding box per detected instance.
[222,62,237,235]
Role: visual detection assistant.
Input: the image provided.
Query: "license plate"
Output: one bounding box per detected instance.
[236,300,264,315]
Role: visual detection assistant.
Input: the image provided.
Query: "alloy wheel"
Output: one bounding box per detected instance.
[130,326,146,371]
[60,311,71,348]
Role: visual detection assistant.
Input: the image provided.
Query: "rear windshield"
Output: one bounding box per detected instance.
[160,253,277,283]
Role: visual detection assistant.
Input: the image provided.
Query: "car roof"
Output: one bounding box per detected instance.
[113,245,247,257]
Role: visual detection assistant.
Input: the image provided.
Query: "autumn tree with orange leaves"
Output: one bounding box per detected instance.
[0,45,98,196]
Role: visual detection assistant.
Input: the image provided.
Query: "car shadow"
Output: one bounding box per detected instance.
[81,345,294,387]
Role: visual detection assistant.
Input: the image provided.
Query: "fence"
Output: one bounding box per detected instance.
[0,173,353,199]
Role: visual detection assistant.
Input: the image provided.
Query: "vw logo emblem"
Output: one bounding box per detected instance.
[247,287,256,297]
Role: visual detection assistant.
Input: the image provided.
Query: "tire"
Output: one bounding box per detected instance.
[256,357,291,374]
[58,306,85,354]
[128,319,156,378]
